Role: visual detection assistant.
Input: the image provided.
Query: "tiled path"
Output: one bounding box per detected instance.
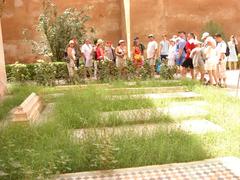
[56,157,240,180]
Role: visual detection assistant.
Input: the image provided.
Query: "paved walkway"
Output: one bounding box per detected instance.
[56,157,240,180]
[226,70,240,89]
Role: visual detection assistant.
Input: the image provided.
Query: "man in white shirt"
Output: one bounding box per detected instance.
[159,34,169,61]
[81,39,93,78]
[215,33,227,87]
[147,34,158,76]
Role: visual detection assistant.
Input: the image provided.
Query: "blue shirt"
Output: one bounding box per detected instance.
[177,38,186,59]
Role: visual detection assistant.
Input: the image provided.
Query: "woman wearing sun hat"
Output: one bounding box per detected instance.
[204,36,219,85]
[115,40,127,77]
[66,40,76,82]
[94,39,105,79]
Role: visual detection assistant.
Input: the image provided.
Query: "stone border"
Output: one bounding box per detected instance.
[11,93,44,122]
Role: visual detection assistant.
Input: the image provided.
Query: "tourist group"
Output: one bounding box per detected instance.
[65,32,239,87]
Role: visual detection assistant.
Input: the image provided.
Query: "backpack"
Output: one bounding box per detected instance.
[225,45,230,57]
[63,51,70,63]
[235,45,239,55]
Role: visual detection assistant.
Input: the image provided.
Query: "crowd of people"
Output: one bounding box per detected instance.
[65,32,239,87]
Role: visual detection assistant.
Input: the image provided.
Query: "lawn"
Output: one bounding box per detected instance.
[0,80,240,179]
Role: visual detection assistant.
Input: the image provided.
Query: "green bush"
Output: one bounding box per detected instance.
[53,62,69,80]
[5,60,160,85]
[34,60,57,86]
[159,61,176,80]
[6,62,68,85]
[26,64,36,80]
[7,63,30,82]
[98,60,119,82]
[35,0,94,61]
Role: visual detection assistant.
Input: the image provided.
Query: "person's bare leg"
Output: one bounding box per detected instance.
[228,62,232,70]
[234,62,237,70]
[208,70,213,85]
[194,69,199,79]
[212,70,218,85]
[151,65,155,77]
[190,68,194,80]
[88,67,92,79]
[181,67,186,79]
[200,70,205,82]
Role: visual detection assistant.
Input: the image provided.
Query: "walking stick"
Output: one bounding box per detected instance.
[237,70,240,97]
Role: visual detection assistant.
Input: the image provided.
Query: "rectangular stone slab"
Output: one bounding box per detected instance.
[100,101,208,122]
[12,93,44,122]
[107,86,187,94]
[72,119,224,140]
[107,92,201,100]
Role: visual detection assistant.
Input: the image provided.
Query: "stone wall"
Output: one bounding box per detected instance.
[2,0,240,64]
[2,0,122,64]
[131,0,240,45]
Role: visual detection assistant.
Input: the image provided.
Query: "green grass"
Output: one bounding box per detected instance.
[1,80,240,179]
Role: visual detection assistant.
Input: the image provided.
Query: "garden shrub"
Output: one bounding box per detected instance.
[139,60,152,80]
[34,60,57,86]
[26,64,36,80]
[5,59,174,85]
[53,62,69,80]
[159,61,176,80]
[98,60,118,82]
[8,62,30,82]
[33,0,94,61]
[6,62,68,84]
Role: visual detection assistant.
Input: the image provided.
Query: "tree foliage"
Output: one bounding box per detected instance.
[201,20,226,40]
[35,0,94,61]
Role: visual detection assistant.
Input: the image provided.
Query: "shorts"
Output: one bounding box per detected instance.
[182,58,194,69]
[147,58,156,66]
[205,59,217,71]
[176,56,185,66]
[217,60,226,79]
[160,55,168,61]
[194,59,205,72]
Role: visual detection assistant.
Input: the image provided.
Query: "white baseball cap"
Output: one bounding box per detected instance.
[148,34,154,38]
[205,36,215,44]
[201,32,210,40]
[69,40,75,44]
[119,40,125,44]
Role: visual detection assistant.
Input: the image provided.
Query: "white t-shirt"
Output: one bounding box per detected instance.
[216,41,227,60]
[159,40,169,55]
[81,43,93,61]
[147,40,158,59]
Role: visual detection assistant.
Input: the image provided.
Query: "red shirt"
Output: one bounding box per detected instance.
[185,39,195,59]
[96,46,104,60]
